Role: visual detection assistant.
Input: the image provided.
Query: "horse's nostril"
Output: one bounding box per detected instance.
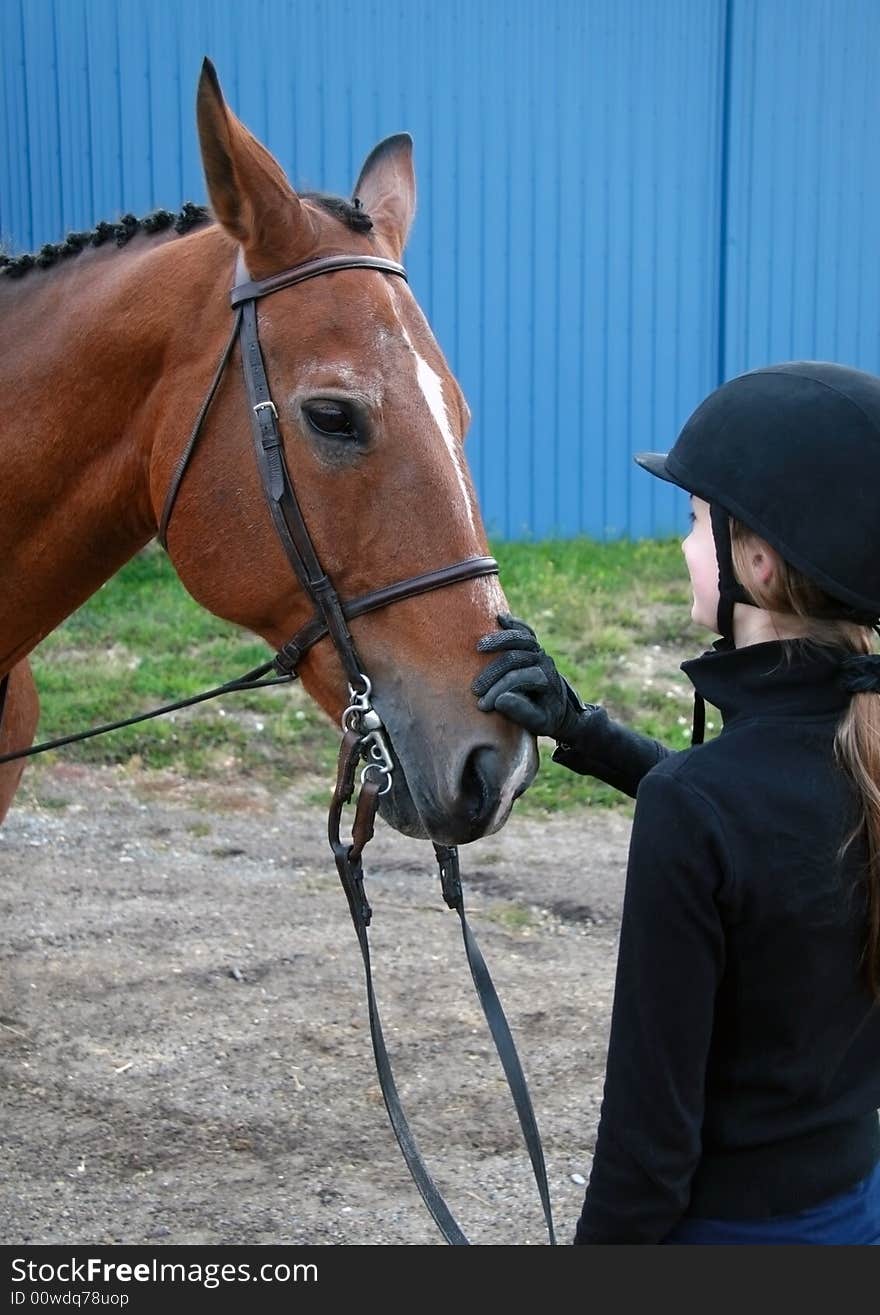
[460,745,501,832]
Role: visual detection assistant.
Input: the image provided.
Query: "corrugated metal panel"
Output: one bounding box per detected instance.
[581,0,724,542]
[0,0,33,250]
[3,2,879,538]
[723,0,880,375]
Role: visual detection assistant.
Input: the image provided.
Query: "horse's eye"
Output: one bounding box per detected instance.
[303,401,358,439]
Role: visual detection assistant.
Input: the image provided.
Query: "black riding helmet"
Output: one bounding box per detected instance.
[635,361,880,643]
[635,361,880,746]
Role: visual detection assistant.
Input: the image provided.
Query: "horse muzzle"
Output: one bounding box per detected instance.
[373,712,538,846]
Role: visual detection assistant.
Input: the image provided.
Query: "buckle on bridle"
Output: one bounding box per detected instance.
[253,400,278,419]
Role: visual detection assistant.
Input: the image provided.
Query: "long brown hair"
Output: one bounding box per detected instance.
[730,520,880,999]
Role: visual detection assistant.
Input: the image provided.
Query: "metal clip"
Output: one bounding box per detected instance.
[360,729,394,796]
[340,674,394,796]
[253,400,278,419]
[341,674,373,734]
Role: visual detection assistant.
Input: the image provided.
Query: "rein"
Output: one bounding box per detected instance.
[1,250,556,1246]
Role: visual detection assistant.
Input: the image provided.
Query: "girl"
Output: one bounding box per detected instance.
[472,360,880,1244]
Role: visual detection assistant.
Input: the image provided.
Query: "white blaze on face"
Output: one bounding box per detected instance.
[397,323,477,534]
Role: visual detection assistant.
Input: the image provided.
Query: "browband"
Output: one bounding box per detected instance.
[230,253,408,307]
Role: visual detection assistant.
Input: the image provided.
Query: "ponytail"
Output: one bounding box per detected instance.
[730,520,880,1000]
[835,697,880,998]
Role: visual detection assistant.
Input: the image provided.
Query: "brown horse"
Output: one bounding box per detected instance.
[0,60,537,841]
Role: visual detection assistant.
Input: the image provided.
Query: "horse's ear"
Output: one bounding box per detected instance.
[196,57,314,271]
[352,134,416,261]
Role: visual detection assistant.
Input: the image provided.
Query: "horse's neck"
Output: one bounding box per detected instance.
[0,227,233,671]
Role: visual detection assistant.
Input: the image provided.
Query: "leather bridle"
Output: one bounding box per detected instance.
[158,251,500,694]
[2,249,556,1245]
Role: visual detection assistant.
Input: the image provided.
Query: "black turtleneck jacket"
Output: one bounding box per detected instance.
[553,641,880,1244]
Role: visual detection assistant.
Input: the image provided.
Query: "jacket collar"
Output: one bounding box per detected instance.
[680,639,852,726]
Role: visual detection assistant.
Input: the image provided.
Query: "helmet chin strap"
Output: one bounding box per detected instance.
[690,503,757,747]
[710,502,758,647]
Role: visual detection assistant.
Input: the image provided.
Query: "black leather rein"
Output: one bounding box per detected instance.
[1,249,556,1246]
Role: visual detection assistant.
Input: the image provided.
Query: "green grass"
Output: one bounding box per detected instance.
[27,538,710,813]
[29,546,339,786]
[489,538,706,811]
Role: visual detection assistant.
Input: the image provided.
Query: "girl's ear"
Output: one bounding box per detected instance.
[748,540,779,589]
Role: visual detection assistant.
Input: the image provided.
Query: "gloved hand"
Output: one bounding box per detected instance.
[473,613,674,798]
[471,613,586,741]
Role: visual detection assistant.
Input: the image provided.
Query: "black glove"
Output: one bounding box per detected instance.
[471,613,586,741]
[473,613,674,798]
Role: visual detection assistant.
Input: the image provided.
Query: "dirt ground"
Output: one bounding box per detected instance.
[0,758,634,1247]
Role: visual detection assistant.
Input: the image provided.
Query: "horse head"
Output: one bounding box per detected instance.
[154,61,537,845]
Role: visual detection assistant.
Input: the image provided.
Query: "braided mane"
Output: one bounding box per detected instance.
[0,192,372,281]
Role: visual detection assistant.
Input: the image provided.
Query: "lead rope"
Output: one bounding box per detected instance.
[331,687,556,1246]
[434,841,557,1244]
[330,728,469,1245]
[0,662,288,765]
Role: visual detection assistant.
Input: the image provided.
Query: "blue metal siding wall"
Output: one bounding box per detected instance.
[576,0,725,542]
[723,0,880,376]
[1,2,878,539]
